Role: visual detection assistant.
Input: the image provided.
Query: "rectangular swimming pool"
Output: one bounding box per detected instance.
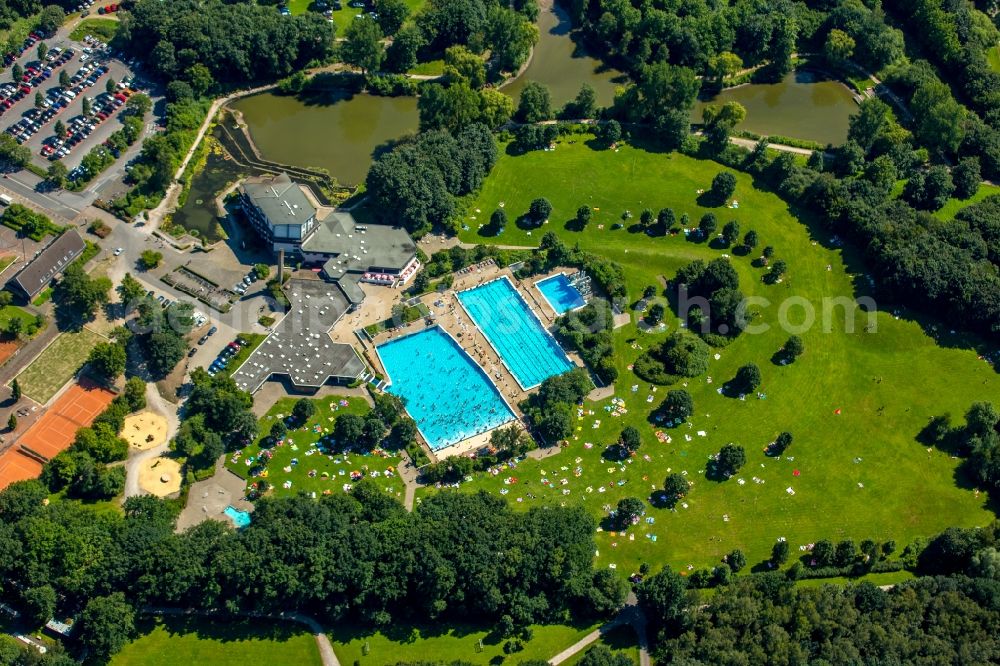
[458,277,575,389]
[536,273,586,314]
[376,326,515,451]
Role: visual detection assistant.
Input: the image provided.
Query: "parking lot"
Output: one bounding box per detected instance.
[0,26,143,174]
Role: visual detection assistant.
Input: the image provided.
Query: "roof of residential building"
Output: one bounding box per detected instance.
[9,229,86,298]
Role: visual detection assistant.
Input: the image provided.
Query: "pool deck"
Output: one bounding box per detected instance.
[365,261,586,461]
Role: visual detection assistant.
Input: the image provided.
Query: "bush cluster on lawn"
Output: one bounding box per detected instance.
[553,301,617,384]
[520,369,593,444]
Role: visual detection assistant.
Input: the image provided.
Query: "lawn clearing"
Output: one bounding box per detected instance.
[217,332,266,378]
[288,0,426,36]
[111,616,322,666]
[0,255,16,276]
[68,17,119,42]
[15,328,104,403]
[933,182,1000,221]
[563,625,640,666]
[330,621,599,665]
[428,136,999,575]
[31,288,52,307]
[0,305,38,336]
[226,395,406,500]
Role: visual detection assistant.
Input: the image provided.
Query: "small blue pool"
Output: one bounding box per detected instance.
[536,273,586,314]
[377,326,515,450]
[458,277,575,389]
[224,506,251,529]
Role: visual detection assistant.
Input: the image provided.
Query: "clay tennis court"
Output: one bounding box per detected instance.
[0,379,116,490]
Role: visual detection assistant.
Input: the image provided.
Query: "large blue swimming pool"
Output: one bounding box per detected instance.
[458,277,575,389]
[536,273,586,314]
[377,326,515,450]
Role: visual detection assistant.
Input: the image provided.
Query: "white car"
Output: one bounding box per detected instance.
[113,247,123,256]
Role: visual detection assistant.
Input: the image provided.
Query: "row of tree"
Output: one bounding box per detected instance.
[0,482,625,662]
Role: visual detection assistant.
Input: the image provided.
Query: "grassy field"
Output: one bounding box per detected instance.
[112,617,321,666]
[289,0,426,36]
[933,182,1000,220]
[330,621,600,665]
[988,45,1000,74]
[0,305,38,334]
[15,328,104,403]
[563,625,639,666]
[225,395,406,500]
[68,17,119,42]
[415,136,1000,576]
[217,333,267,378]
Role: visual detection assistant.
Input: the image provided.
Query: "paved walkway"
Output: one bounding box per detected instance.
[397,450,419,510]
[144,607,339,666]
[548,592,649,665]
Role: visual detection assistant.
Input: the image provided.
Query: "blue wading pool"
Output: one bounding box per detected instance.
[224,506,251,529]
[377,326,515,450]
[458,277,575,389]
[536,273,586,314]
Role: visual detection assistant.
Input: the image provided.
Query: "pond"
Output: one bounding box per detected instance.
[229,90,419,186]
[170,143,244,242]
[502,3,624,109]
[692,70,859,145]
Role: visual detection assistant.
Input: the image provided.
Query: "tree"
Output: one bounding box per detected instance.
[335,413,365,447]
[771,539,790,565]
[727,549,747,572]
[767,260,787,282]
[11,378,20,402]
[784,335,804,360]
[123,376,146,411]
[139,250,163,269]
[46,160,68,187]
[657,208,675,232]
[599,120,621,145]
[82,96,92,117]
[952,157,981,200]
[575,205,591,228]
[88,341,126,380]
[37,42,48,62]
[663,473,689,503]
[443,46,486,88]
[34,91,43,109]
[772,431,793,455]
[23,584,56,627]
[516,81,551,122]
[376,0,409,35]
[528,197,551,224]
[385,26,423,73]
[292,398,316,426]
[76,593,136,662]
[343,17,384,75]
[146,331,187,378]
[824,28,855,64]
[564,83,596,119]
[619,426,641,455]
[708,51,743,81]
[36,5,65,35]
[59,69,70,87]
[721,220,740,247]
[486,5,537,72]
[117,273,146,307]
[742,230,758,252]
[637,568,688,633]
[614,496,645,530]
[733,363,761,393]
[54,263,112,324]
[658,389,693,423]
[489,208,507,235]
[7,413,15,431]
[126,93,153,117]
[698,213,717,239]
[716,443,746,477]
[710,172,737,203]
[11,63,21,83]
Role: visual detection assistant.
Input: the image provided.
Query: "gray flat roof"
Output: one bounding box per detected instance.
[241,173,316,228]
[305,212,416,273]
[10,229,86,298]
[230,279,365,393]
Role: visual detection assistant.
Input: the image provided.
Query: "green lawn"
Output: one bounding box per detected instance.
[415,136,1000,577]
[112,617,322,666]
[0,305,38,335]
[987,44,1000,74]
[15,328,104,403]
[68,17,119,42]
[225,396,406,500]
[288,0,426,37]
[0,255,16,275]
[794,569,915,588]
[330,621,600,665]
[31,288,52,307]
[563,625,640,666]
[933,182,1000,221]
[218,333,267,378]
